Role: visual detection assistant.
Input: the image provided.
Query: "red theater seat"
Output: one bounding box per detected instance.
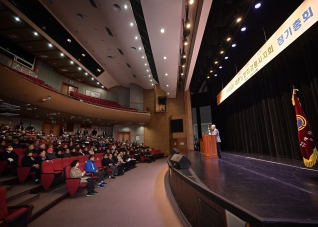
[65,166,87,196]
[17,154,35,183]
[0,187,34,227]
[41,161,63,190]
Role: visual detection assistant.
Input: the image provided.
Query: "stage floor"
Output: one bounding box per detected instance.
[177,151,318,225]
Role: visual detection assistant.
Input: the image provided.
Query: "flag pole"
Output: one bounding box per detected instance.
[293,162,303,175]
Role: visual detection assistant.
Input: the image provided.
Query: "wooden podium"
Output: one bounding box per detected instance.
[202,134,218,159]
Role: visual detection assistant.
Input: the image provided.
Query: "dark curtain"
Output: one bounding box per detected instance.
[212,23,318,159]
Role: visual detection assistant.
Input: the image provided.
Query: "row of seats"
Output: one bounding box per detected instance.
[70,91,138,112]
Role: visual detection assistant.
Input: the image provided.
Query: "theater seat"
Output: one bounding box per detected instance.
[17,155,35,183]
[65,166,87,196]
[41,161,63,190]
[0,187,34,227]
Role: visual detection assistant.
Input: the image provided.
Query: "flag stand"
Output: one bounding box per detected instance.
[293,162,303,175]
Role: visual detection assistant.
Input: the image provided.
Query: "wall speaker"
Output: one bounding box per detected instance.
[170,154,191,169]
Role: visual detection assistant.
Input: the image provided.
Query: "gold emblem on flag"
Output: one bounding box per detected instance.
[296,114,307,131]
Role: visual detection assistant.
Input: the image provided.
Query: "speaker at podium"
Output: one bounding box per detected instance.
[170,154,191,169]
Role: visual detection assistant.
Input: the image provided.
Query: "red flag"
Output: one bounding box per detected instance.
[292,89,317,167]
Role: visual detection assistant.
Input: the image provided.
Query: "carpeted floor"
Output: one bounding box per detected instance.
[29,158,190,227]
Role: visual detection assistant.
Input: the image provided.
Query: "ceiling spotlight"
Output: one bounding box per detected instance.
[82,53,85,57]
[148,75,151,77]
[255,3,261,9]
[142,56,144,59]
[163,56,167,59]
[185,18,191,29]
[130,22,133,26]
[60,53,64,56]
[15,17,20,21]
[207,76,210,79]
[183,38,188,46]
[232,43,236,47]
[150,79,152,82]
[146,69,149,72]
[214,61,218,64]
[34,32,38,36]
[182,64,185,68]
[182,49,186,58]
[220,51,224,54]
[145,63,147,66]
[214,74,217,77]
[124,4,127,9]
[135,36,138,40]
[225,56,228,59]
[161,28,165,33]
[97,82,100,84]
[102,86,104,88]
[167,93,170,95]
[165,73,168,76]
[210,70,213,73]
[189,0,194,4]
[152,84,154,86]
[97,68,101,72]
[166,85,169,87]
[181,72,184,75]
[236,18,242,23]
[85,72,88,75]
[48,43,53,47]
[226,37,231,41]
[241,27,247,31]
[91,78,94,80]
[78,67,82,70]
[139,47,142,50]
[219,66,222,69]
[70,61,74,64]
[67,39,71,42]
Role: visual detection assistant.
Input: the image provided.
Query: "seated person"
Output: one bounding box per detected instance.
[146,149,156,162]
[118,151,131,171]
[22,150,40,183]
[77,148,85,156]
[111,153,124,175]
[56,149,64,158]
[123,151,136,168]
[85,155,106,188]
[46,147,57,160]
[101,153,116,178]
[0,145,18,175]
[70,160,98,196]
[0,140,6,150]
[24,144,35,156]
[35,149,47,165]
[70,148,78,156]
[11,139,23,148]
[63,148,72,158]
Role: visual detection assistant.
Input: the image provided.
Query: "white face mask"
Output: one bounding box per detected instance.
[7,147,13,152]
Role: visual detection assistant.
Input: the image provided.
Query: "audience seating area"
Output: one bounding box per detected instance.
[69,91,138,112]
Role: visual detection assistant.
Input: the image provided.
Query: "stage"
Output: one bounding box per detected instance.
[167,151,318,227]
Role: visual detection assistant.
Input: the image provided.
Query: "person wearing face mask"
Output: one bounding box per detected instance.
[0,145,18,175]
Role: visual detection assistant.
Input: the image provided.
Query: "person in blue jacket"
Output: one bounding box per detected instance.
[85,155,106,188]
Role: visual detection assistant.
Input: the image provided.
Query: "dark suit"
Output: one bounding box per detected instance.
[0,151,18,174]
[22,155,41,179]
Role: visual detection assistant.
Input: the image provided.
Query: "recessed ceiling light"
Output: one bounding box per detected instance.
[97,69,101,72]
[237,18,242,23]
[181,73,184,75]
[102,86,104,88]
[82,53,85,57]
[160,28,164,33]
[85,72,88,75]
[34,32,38,36]
[220,51,224,54]
[142,56,144,59]
[167,93,169,95]
[163,56,167,59]
[166,85,169,87]
[152,84,154,86]
[214,74,217,77]
[225,56,228,59]
[60,53,64,56]
[48,43,53,47]
[215,61,218,64]
[165,73,168,76]
[91,78,94,80]
[148,75,151,77]
[255,3,261,9]
[67,39,71,42]
[130,22,133,26]
[189,0,194,5]
[124,4,127,9]
[207,76,210,79]
[210,70,213,73]
[70,61,74,64]
[226,37,231,41]
[139,47,142,50]
[145,63,147,66]
[135,36,138,40]
[14,17,20,21]
[232,43,236,47]
[97,82,99,84]
[219,66,222,69]
[241,27,247,31]
[146,70,149,72]
[150,79,152,82]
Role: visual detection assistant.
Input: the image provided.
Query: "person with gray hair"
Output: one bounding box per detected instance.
[211,124,221,158]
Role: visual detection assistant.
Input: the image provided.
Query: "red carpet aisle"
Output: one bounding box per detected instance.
[29,158,189,227]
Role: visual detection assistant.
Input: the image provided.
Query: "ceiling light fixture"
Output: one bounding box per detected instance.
[167,93,170,95]
[48,43,53,47]
[237,17,242,23]
[226,37,231,41]
[210,70,213,73]
[142,56,144,59]
[139,47,142,50]
[220,51,224,54]
[225,56,229,59]
[91,78,94,80]
[150,79,152,82]
[185,18,191,29]
[152,84,154,86]
[183,38,188,46]
[85,72,88,75]
[165,73,168,76]
[163,56,167,59]
[78,67,82,70]
[166,85,169,87]
[102,86,104,88]
[255,3,261,9]
[145,63,147,66]
[82,53,85,57]
[70,61,74,64]
[207,76,210,79]
[34,32,38,36]
[189,0,194,4]
[214,61,218,64]
[135,36,138,40]
[219,66,222,69]
[15,17,20,21]
[60,53,64,57]
[97,69,101,72]
[148,75,151,77]
[130,22,133,26]
[232,43,236,47]
[241,27,247,31]
[124,5,127,9]
[97,82,99,84]
[161,28,164,33]
[67,39,71,42]
[182,49,186,58]
[214,74,217,77]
